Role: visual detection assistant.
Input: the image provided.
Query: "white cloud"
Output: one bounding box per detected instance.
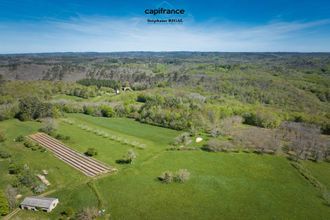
[0,16,330,53]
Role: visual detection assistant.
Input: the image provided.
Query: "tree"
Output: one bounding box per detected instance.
[39,118,57,135]
[279,122,324,161]
[126,150,136,164]
[0,190,9,216]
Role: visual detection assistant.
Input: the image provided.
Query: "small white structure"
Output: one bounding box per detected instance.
[195,137,203,143]
[20,197,59,212]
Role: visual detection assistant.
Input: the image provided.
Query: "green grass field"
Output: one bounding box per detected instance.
[0,114,329,219]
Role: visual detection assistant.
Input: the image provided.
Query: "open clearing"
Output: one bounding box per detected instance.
[1,114,329,220]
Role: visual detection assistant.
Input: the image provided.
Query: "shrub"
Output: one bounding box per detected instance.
[243,110,281,128]
[61,207,75,218]
[136,94,148,103]
[33,184,47,194]
[202,139,234,152]
[83,105,100,116]
[158,171,173,183]
[8,163,21,175]
[174,169,191,183]
[55,134,70,141]
[15,135,25,142]
[116,150,137,164]
[0,130,6,142]
[23,140,35,149]
[18,167,38,188]
[100,105,115,117]
[0,103,18,121]
[85,148,98,157]
[173,132,191,146]
[76,207,98,220]
[322,190,330,206]
[0,151,11,159]
[0,190,9,216]
[202,139,222,152]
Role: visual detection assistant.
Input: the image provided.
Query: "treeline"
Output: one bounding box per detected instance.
[77,79,121,90]
[0,80,329,134]
[0,81,102,121]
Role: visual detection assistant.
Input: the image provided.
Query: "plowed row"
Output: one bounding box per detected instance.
[29,132,114,177]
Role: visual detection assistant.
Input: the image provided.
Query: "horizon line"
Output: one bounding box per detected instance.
[1,51,330,55]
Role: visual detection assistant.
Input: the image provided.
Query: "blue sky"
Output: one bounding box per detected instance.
[0,0,329,53]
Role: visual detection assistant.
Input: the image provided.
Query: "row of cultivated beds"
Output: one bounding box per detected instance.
[29,133,115,177]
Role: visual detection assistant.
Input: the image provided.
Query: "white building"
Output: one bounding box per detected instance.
[20,196,59,212]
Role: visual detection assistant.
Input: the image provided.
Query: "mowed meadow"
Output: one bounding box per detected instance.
[0,114,329,219]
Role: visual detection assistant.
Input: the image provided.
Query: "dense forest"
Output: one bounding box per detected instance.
[0,52,329,161]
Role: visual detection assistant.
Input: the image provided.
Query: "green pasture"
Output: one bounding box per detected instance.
[1,115,329,220]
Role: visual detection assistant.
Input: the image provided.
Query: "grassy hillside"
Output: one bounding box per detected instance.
[1,115,328,219]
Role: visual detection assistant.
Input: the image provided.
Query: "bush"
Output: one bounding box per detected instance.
[33,184,47,194]
[8,163,21,175]
[85,148,98,157]
[18,167,38,188]
[23,140,35,149]
[61,207,75,218]
[55,134,70,141]
[76,207,98,220]
[0,151,11,159]
[100,105,115,117]
[243,110,281,128]
[0,190,9,216]
[173,132,191,146]
[0,130,6,142]
[174,169,191,183]
[0,103,18,121]
[136,94,148,103]
[158,169,191,183]
[158,171,173,183]
[202,139,222,152]
[322,190,330,206]
[202,139,234,152]
[15,135,25,142]
[83,105,101,116]
[116,150,136,164]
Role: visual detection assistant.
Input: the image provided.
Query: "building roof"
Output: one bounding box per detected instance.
[20,196,58,209]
